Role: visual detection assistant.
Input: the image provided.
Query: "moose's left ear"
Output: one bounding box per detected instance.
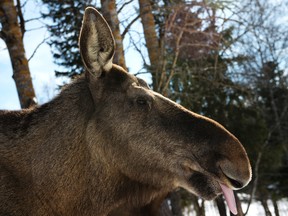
[79,7,115,77]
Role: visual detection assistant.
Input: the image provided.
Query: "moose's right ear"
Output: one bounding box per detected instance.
[79,7,115,77]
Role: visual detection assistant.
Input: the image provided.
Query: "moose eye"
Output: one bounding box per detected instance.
[136,97,147,106]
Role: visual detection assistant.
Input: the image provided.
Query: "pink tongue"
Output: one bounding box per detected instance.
[220,183,238,215]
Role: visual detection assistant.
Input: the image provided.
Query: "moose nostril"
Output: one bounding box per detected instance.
[227,177,243,189]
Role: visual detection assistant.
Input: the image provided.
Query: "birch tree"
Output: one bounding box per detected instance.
[138,0,161,90]
[0,0,36,108]
[101,0,127,70]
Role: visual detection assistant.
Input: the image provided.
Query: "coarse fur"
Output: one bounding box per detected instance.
[0,7,252,216]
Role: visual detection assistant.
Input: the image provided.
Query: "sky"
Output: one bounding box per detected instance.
[0,0,145,110]
[0,1,57,109]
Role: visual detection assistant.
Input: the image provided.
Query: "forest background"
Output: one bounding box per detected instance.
[0,0,288,215]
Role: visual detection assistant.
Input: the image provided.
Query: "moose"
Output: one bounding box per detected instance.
[0,7,251,216]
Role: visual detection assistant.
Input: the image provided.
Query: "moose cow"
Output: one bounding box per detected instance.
[0,7,251,216]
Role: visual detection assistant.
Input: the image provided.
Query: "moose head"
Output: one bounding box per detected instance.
[0,6,252,216]
[79,7,251,215]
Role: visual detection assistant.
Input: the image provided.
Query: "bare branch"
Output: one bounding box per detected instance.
[21,0,29,8]
[128,31,148,67]
[26,26,46,32]
[0,30,4,41]
[25,17,42,23]
[134,71,150,76]
[121,14,140,39]
[28,37,49,62]
[159,10,189,94]
[117,0,134,14]
[244,133,270,215]
[16,0,25,37]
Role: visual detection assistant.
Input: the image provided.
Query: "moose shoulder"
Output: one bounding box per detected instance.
[0,7,251,216]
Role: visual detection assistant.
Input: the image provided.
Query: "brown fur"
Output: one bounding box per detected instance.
[0,7,251,216]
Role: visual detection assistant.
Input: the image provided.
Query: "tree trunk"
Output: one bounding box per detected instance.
[191,195,205,216]
[0,0,36,108]
[260,198,272,216]
[233,192,244,216]
[272,199,280,216]
[170,191,183,216]
[215,196,227,216]
[159,198,173,216]
[138,0,161,90]
[100,0,127,70]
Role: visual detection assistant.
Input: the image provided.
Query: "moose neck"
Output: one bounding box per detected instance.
[28,77,118,214]
[54,77,165,214]
[4,76,162,215]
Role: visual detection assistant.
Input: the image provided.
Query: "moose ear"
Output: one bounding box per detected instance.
[79,7,115,77]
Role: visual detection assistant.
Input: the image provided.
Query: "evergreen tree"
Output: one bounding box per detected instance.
[41,0,94,77]
[154,1,263,215]
[255,61,288,210]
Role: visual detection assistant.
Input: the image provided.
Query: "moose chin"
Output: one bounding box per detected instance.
[0,6,251,216]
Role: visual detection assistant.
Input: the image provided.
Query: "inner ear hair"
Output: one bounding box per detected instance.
[79,7,115,78]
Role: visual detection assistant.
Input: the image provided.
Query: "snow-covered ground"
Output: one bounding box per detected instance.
[182,197,288,216]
